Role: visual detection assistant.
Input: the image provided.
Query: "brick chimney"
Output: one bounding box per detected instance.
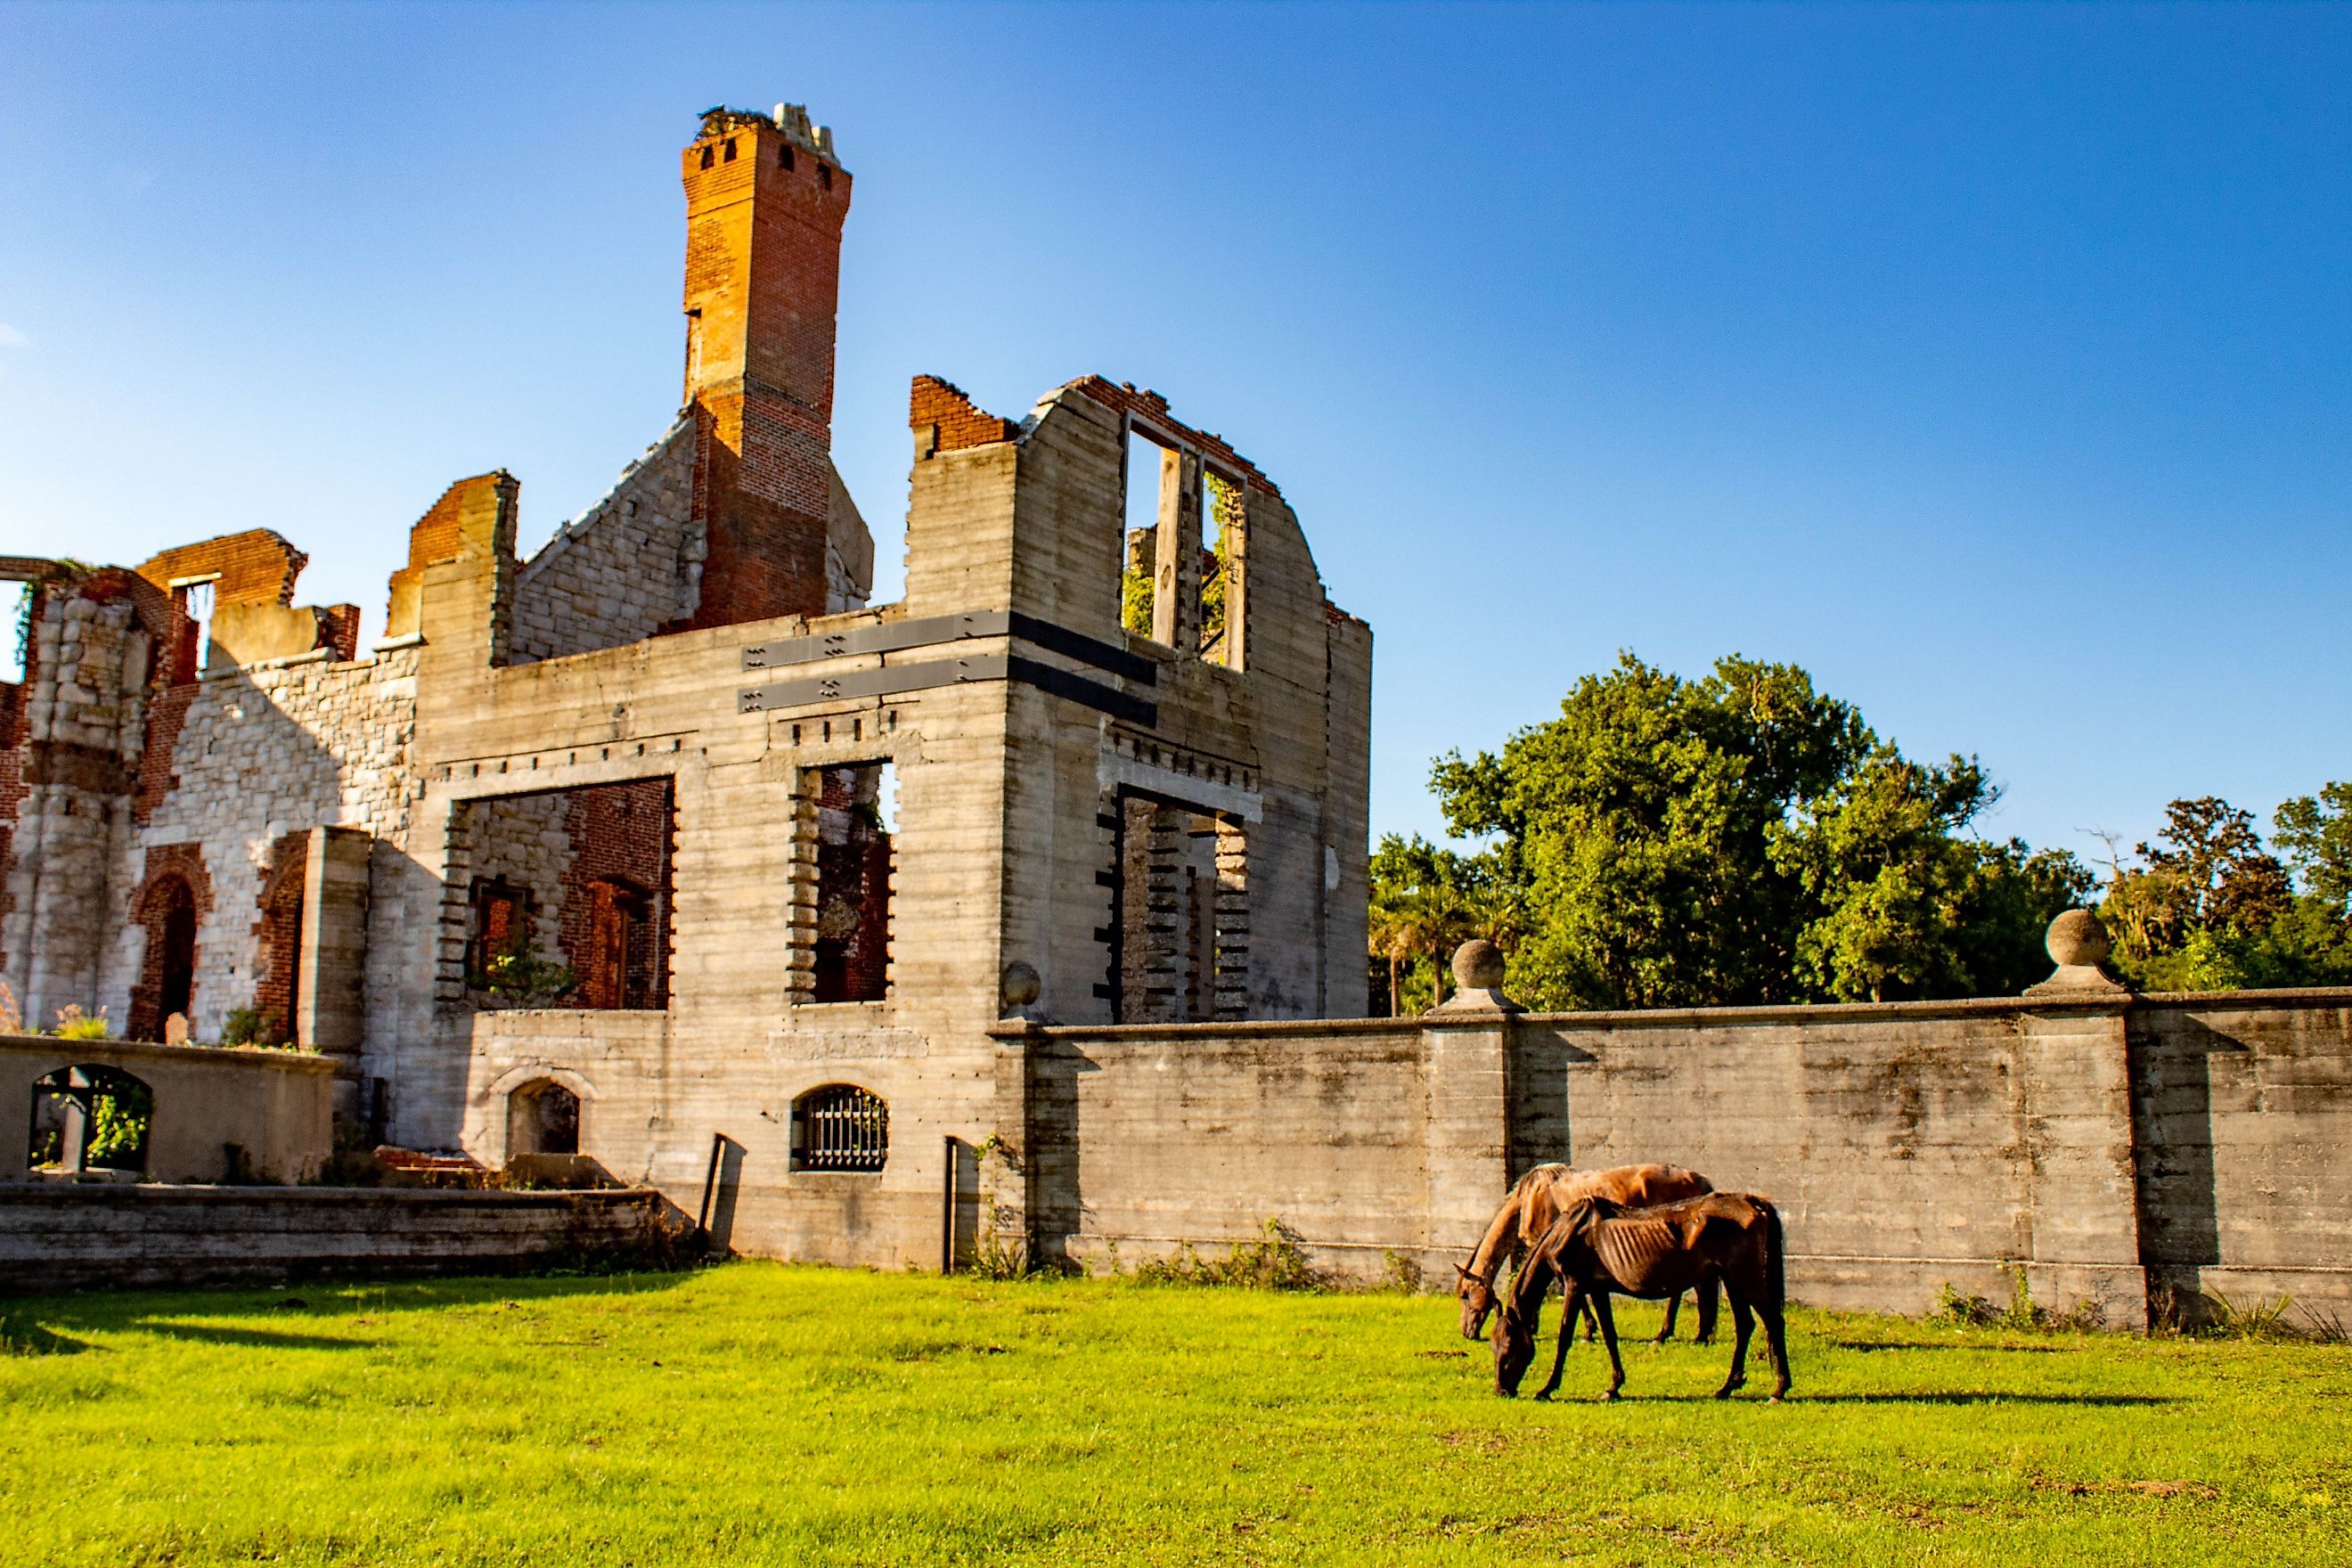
[677,103,852,628]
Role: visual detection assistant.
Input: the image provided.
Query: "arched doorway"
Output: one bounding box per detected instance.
[29,1065,152,1175]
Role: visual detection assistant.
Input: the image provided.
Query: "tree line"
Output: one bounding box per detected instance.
[1368,653,2352,1015]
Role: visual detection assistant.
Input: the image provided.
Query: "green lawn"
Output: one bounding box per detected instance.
[2,1263,2346,1565]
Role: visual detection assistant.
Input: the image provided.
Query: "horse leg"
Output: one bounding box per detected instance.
[1593,1293,1626,1401]
[1758,1296,1792,1402]
[1535,1284,1580,1401]
[1655,1290,1679,1345]
[1580,1290,1601,1343]
[1695,1273,1720,1346]
[1715,1281,1753,1401]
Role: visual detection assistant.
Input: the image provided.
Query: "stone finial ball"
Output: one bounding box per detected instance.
[1452,939,1507,992]
[999,960,1041,1010]
[2046,909,2112,968]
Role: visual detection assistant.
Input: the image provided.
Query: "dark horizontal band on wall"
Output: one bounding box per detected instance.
[739,651,1156,727]
[742,609,1157,686]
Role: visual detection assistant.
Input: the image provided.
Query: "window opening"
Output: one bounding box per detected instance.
[808,761,893,1002]
[584,877,653,1009]
[455,780,675,1010]
[791,1083,888,1172]
[1122,429,1176,641]
[508,1080,580,1157]
[29,1065,151,1175]
[171,578,216,675]
[1,581,27,683]
[154,877,197,1023]
[1114,796,1246,1023]
[699,143,715,169]
[818,162,832,190]
[780,142,795,170]
[1200,470,1245,665]
[469,878,529,986]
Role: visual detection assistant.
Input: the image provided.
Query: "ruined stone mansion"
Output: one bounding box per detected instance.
[9,104,2344,1327]
[2,104,1373,1263]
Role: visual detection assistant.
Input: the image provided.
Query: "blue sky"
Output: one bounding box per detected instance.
[3,3,2347,868]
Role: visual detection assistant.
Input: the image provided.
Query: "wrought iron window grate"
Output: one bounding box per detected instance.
[795,1084,888,1172]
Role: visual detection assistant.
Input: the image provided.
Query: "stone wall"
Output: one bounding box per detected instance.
[111,646,421,1042]
[994,989,2352,1328]
[0,1185,676,1293]
[1,1033,332,1184]
[510,418,701,665]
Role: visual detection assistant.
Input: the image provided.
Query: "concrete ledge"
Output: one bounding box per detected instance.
[0,1184,684,1294]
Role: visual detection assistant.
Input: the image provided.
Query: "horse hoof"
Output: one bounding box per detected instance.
[1532,1392,1552,1404]
[1601,1389,1621,1402]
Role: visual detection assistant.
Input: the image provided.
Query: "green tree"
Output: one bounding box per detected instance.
[1772,748,2095,1000]
[1368,835,1507,1014]
[2101,790,2352,990]
[1425,652,2078,1009]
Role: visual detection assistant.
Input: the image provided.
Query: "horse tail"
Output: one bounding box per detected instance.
[1758,1196,1785,1311]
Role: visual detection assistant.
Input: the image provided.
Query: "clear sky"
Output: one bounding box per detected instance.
[3,3,2346,869]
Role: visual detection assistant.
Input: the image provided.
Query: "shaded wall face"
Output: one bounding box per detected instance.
[2129,1000,2352,1314]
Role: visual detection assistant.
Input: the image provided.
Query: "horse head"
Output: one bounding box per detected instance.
[1455,1261,1497,1341]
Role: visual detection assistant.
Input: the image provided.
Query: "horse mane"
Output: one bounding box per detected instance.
[1463,1164,1570,1282]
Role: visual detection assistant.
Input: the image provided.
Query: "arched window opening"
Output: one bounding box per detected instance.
[507,1080,581,1157]
[131,872,202,1041]
[29,1065,152,1176]
[791,1084,887,1172]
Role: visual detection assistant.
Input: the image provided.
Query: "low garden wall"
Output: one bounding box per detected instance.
[3,1033,332,1184]
[989,986,2352,1329]
[0,1185,681,1293]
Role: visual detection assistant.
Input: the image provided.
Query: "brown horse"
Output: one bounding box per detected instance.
[1491,1191,1790,1402]
[1455,1163,1719,1343]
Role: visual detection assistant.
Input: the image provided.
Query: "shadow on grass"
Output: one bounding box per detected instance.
[1531,1391,2172,1407]
[4,1268,706,1340]
[0,1317,91,1356]
[128,1322,378,1352]
[1829,1341,2070,1354]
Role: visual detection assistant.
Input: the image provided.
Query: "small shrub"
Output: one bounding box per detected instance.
[965,1196,1033,1282]
[470,935,577,1008]
[51,1005,110,1041]
[1134,1220,1318,1291]
[1935,1267,2103,1333]
[1380,1249,1425,1294]
[222,1007,264,1045]
[0,979,22,1034]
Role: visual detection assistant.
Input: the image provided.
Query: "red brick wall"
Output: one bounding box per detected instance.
[557,780,674,1009]
[252,832,309,1043]
[910,375,1022,452]
[134,529,307,607]
[127,843,212,1042]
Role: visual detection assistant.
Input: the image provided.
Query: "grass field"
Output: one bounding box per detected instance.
[2,1263,2347,1566]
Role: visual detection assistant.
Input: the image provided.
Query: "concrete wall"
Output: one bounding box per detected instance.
[0,1185,674,1293]
[997,990,2352,1327]
[2129,992,2352,1319]
[1,1033,332,1184]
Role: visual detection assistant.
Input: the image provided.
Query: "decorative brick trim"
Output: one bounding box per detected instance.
[127,843,213,1042]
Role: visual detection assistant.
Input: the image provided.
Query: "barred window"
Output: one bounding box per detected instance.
[791,1084,888,1172]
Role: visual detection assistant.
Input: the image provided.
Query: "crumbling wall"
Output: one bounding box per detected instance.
[510,420,701,664]
[114,645,421,1041]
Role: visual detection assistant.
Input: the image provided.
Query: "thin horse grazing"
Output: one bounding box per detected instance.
[1491,1191,1791,1403]
[1455,1163,1718,1343]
